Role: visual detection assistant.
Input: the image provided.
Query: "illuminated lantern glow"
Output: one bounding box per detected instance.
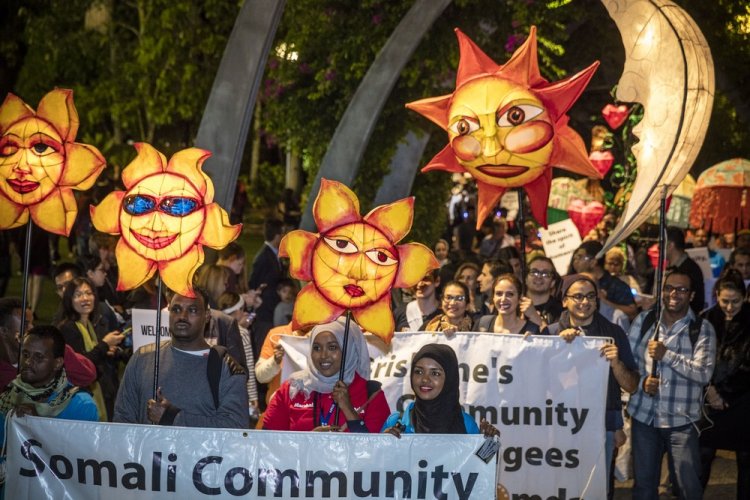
[91,143,240,298]
[407,27,601,228]
[280,179,438,343]
[0,89,105,235]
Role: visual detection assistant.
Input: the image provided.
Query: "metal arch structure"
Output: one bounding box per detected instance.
[299,0,453,230]
[195,0,286,209]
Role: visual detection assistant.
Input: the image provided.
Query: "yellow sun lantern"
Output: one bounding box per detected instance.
[0,89,105,235]
[91,143,240,298]
[280,179,438,343]
[407,27,601,228]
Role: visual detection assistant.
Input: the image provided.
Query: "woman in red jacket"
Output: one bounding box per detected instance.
[262,318,389,432]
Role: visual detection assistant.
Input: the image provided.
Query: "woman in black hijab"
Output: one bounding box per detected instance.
[382,343,499,436]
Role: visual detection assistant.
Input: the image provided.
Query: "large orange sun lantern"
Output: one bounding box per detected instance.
[0,89,105,235]
[91,143,240,298]
[407,27,601,228]
[280,179,438,343]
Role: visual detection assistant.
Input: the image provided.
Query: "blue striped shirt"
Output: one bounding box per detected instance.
[627,309,715,428]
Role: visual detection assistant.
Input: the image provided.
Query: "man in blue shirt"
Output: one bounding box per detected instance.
[627,271,716,500]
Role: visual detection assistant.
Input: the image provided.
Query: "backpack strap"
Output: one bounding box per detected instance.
[638,310,657,342]
[640,310,703,352]
[688,318,703,352]
[208,345,228,410]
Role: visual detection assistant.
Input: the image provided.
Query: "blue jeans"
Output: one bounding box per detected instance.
[631,419,702,500]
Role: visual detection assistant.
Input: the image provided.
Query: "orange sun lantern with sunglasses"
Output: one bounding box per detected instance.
[91,143,240,298]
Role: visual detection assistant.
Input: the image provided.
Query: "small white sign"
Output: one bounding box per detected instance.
[540,219,582,275]
[130,308,170,351]
[685,247,713,281]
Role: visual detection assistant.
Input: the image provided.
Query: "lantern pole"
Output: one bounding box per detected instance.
[152,277,164,399]
[650,185,670,377]
[16,220,33,372]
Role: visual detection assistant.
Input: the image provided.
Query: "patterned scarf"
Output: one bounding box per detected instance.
[0,369,78,418]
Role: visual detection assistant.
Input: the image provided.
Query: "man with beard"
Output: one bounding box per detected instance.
[394,270,441,331]
[627,271,716,500]
[113,289,249,428]
[545,274,638,497]
[0,326,99,426]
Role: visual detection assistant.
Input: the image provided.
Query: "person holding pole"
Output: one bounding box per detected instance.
[113,289,249,428]
[262,318,390,432]
[627,270,716,500]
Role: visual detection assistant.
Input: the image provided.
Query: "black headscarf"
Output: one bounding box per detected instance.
[410,344,467,434]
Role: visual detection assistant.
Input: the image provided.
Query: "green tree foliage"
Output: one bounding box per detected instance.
[8,0,240,173]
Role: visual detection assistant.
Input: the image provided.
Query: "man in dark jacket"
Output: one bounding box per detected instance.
[544,274,638,498]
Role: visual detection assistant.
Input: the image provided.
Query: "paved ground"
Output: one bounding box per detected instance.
[614,450,738,499]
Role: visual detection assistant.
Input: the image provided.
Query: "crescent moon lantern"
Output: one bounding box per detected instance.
[599,0,714,254]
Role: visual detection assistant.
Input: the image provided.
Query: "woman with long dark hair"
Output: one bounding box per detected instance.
[699,271,750,499]
[57,277,125,421]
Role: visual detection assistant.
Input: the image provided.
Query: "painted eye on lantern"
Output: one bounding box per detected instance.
[497,104,543,127]
[0,138,19,157]
[29,140,59,157]
[159,197,201,217]
[123,194,157,216]
[365,249,397,265]
[324,237,358,254]
[448,117,480,136]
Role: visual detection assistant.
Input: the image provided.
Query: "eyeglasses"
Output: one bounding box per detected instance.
[664,285,690,295]
[73,290,95,299]
[529,269,553,279]
[573,254,594,262]
[565,292,597,303]
[123,194,202,217]
[442,294,466,303]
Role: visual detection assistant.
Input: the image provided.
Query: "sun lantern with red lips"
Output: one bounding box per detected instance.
[280,179,438,343]
[407,27,602,228]
[0,89,105,235]
[90,143,240,298]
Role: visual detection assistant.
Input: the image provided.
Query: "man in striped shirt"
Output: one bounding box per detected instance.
[627,270,716,500]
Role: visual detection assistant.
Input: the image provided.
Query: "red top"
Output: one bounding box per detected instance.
[262,373,390,432]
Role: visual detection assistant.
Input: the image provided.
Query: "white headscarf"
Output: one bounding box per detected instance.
[288,317,370,399]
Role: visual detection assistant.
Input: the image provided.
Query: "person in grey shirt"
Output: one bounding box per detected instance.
[113,289,248,428]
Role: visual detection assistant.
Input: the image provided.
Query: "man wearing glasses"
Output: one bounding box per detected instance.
[522,256,562,330]
[545,274,639,497]
[627,271,716,500]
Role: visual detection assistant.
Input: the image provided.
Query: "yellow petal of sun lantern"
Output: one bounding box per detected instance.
[279,230,317,281]
[352,297,396,344]
[313,178,361,233]
[35,88,78,142]
[0,89,106,236]
[121,142,167,189]
[364,197,414,244]
[0,193,28,229]
[199,203,242,249]
[0,94,33,129]
[394,243,440,288]
[60,143,106,188]
[167,148,211,200]
[291,284,344,331]
[28,188,77,236]
[90,191,125,234]
[159,245,204,298]
[115,239,157,291]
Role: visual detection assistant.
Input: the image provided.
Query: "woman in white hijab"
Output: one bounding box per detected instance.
[262,318,390,432]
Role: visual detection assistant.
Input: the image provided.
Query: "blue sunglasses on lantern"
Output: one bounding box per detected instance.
[123,194,202,217]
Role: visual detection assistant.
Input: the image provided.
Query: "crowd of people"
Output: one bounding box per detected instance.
[0,207,749,499]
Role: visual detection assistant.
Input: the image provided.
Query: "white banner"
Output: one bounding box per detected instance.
[131,308,170,351]
[282,331,609,499]
[7,417,496,499]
